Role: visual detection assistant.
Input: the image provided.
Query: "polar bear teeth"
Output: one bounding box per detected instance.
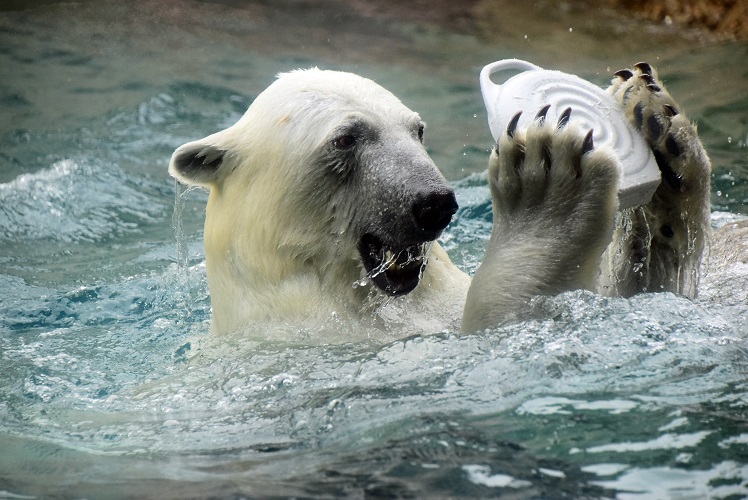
[358,234,430,296]
[375,244,427,276]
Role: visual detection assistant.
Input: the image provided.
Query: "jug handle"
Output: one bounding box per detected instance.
[479,59,542,109]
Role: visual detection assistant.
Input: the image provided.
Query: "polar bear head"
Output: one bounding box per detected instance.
[169,69,459,333]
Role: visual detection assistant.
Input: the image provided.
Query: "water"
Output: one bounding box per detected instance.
[1,1,747,497]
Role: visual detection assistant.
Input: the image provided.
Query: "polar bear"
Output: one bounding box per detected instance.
[169,64,714,337]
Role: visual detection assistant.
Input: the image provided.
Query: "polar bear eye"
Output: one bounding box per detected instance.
[334,134,357,150]
[417,124,424,143]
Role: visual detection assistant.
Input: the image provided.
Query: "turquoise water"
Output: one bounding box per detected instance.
[1,1,747,498]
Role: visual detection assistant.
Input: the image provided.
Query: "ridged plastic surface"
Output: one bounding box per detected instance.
[480,59,661,209]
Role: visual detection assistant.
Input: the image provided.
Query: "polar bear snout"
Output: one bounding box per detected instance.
[356,187,457,297]
[412,190,458,234]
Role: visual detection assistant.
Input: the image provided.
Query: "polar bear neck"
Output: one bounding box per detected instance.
[202,184,361,332]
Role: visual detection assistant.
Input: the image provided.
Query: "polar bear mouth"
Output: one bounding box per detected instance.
[358,234,430,296]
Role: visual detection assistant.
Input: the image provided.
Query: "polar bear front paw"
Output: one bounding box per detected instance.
[461,108,621,332]
[604,63,711,297]
[488,106,619,249]
[609,62,711,203]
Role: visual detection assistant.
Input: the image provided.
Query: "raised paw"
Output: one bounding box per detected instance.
[463,107,622,331]
[609,62,710,197]
[486,106,621,288]
[603,63,712,298]
[488,106,620,240]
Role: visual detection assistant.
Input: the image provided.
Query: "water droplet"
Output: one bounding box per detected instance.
[727,136,732,144]
[569,27,573,32]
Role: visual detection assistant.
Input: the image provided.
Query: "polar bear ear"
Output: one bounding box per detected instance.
[169,140,228,188]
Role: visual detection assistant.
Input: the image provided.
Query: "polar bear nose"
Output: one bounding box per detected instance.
[413,190,458,234]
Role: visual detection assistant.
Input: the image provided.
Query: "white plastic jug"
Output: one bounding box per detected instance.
[479,59,661,209]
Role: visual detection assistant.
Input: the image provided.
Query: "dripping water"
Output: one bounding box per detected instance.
[172,180,199,322]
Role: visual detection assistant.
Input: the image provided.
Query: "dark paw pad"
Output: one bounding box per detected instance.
[665,134,681,157]
[654,150,682,191]
[647,115,662,142]
[634,102,644,129]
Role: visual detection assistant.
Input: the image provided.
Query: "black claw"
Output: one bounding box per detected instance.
[557,107,572,129]
[633,102,644,129]
[507,111,522,138]
[665,134,681,157]
[640,73,656,85]
[634,62,653,75]
[663,104,679,117]
[647,84,662,93]
[535,104,551,124]
[582,129,594,155]
[648,115,662,141]
[614,69,634,81]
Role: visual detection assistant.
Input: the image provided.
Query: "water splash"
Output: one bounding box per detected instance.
[172,180,201,322]
[0,159,164,243]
